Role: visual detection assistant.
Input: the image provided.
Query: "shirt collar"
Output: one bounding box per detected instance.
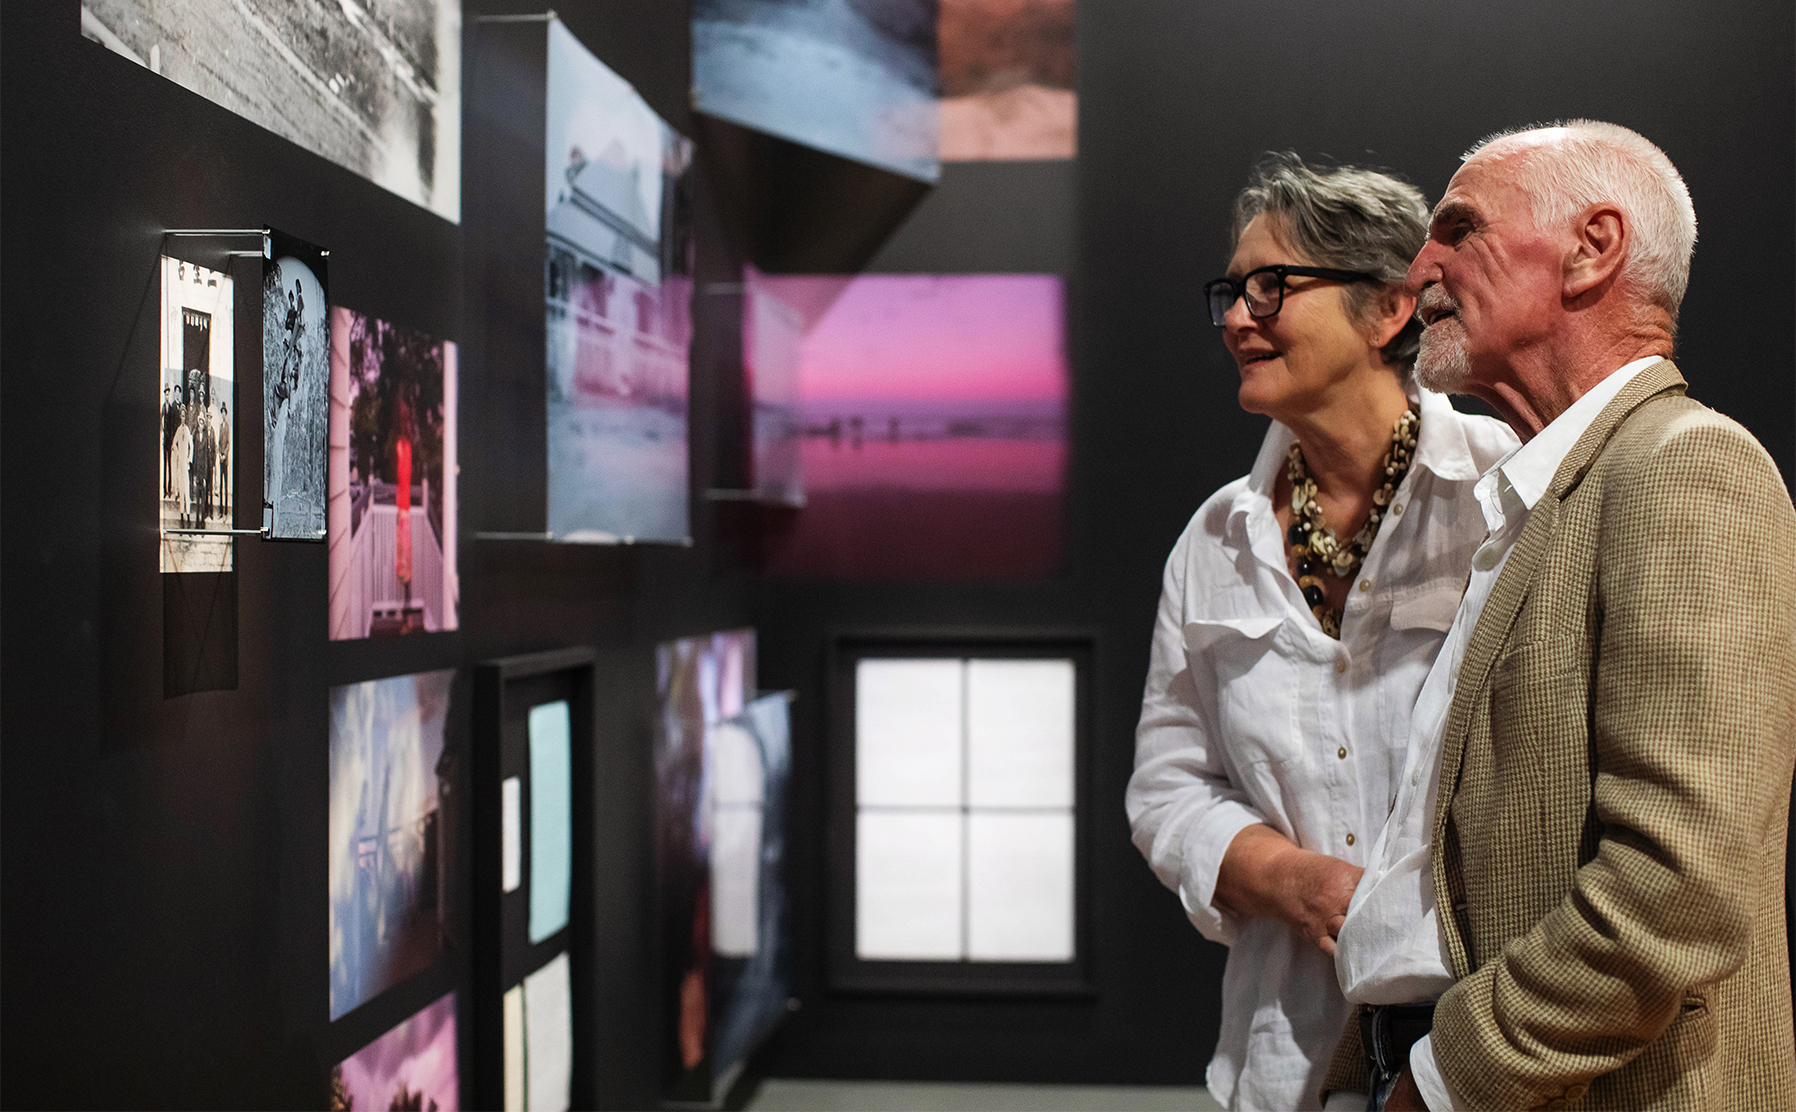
[1236,384,1482,509]
[1496,355,1662,511]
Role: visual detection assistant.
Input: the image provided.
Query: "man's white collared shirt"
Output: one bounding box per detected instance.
[1128,389,1515,1111]
[1332,357,1662,1111]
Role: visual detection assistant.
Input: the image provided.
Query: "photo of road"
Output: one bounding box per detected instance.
[81,0,460,221]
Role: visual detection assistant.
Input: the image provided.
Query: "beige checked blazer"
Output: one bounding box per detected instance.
[1415,360,1796,1110]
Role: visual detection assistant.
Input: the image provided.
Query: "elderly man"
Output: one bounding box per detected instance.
[1329,120,1796,1110]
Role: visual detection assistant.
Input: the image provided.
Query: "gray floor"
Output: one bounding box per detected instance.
[746,1079,1222,1112]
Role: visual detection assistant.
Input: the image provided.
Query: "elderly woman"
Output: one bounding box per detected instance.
[1126,155,1517,1111]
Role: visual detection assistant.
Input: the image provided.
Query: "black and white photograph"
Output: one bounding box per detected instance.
[544,19,694,545]
[693,0,941,181]
[263,231,329,540]
[80,0,462,222]
[158,254,235,575]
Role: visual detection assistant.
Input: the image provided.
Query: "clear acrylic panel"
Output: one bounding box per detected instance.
[856,658,964,808]
[966,811,1074,962]
[966,659,1075,808]
[710,720,766,806]
[856,810,963,960]
[711,804,763,959]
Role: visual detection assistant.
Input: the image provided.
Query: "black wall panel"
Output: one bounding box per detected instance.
[3,0,1791,1106]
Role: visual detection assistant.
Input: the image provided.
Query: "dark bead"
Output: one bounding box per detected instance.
[1302,583,1327,609]
[1287,522,1306,547]
[1296,559,1317,578]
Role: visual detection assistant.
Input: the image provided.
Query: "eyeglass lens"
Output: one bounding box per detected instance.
[1207,270,1286,326]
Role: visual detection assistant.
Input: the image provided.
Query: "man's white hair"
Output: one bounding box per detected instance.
[1467,120,1696,324]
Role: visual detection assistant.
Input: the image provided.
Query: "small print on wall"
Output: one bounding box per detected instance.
[81,0,462,222]
[655,629,755,1099]
[159,255,234,574]
[328,307,458,640]
[263,230,329,540]
[938,0,1076,160]
[692,0,941,181]
[747,273,1068,580]
[544,19,693,545]
[329,669,455,1020]
[331,991,459,1111]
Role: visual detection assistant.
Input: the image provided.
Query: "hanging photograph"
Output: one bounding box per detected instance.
[159,255,234,575]
[80,0,462,222]
[706,691,793,1096]
[743,268,806,506]
[328,307,459,640]
[654,629,756,1099]
[751,273,1067,580]
[693,0,941,181]
[938,0,1076,160]
[331,991,459,1111]
[544,20,694,545]
[329,668,455,1020]
[263,230,329,541]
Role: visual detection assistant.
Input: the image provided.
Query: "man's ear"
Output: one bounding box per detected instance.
[1565,203,1627,301]
[1367,284,1417,350]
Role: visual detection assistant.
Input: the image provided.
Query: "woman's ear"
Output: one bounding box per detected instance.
[1366,284,1416,350]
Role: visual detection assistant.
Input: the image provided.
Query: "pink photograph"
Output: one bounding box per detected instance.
[745,273,1067,580]
[331,992,458,1112]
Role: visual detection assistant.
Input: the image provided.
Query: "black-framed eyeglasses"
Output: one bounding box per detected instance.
[1204,265,1378,327]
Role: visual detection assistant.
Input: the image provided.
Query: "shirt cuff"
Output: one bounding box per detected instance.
[1174,803,1265,946]
[1409,1034,1466,1112]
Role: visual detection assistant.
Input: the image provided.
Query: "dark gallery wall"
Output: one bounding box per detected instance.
[2,3,1792,1112]
[746,0,1796,1089]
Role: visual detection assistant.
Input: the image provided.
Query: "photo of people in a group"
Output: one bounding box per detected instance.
[263,232,329,540]
[693,0,941,182]
[158,255,234,575]
[746,273,1067,580]
[327,306,458,640]
[544,18,693,545]
[330,992,459,1112]
[329,669,454,1021]
[938,0,1075,160]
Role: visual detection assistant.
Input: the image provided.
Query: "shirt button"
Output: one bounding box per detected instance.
[1473,547,1500,572]
[1334,657,1347,674]
[1345,832,1356,846]
[1392,503,1404,516]
[1358,579,1372,592]
[1337,746,1347,759]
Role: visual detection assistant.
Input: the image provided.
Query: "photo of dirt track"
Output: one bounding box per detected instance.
[81,0,460,221]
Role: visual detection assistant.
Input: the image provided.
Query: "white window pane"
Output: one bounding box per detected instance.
[710,720,765,806]
[501,776,522,893]
[524,952,573,1112]
[527,701,573,943]
[856,811,962,960]
[711,805,762,958]
[966,659,1075,808]
[503,984,525,1112]
[856,659,963,808]
[967,811,1074,962]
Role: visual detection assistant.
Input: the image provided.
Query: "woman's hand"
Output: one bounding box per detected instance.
[1214,824,1365,954]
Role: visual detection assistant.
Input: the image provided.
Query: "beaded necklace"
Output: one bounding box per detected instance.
[1286,406,1419,639]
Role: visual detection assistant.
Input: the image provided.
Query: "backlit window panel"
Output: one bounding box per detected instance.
[853,656,1076,963]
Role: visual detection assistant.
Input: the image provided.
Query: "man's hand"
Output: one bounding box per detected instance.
[1381,1065,1428,1111]
[1214,824,1365,954]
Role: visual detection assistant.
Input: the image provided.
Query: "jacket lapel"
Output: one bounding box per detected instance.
[1430,360,1688,977]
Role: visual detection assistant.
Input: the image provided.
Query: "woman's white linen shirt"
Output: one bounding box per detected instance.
[1126,389,1516,1111]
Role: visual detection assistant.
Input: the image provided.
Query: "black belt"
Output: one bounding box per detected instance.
[1360,1002,1436,1109]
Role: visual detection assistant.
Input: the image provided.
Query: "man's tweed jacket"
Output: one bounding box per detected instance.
[1406,360,1796,1110]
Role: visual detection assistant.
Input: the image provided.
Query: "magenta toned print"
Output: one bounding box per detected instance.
[744,273,1067,580]
[332,992,458,1112]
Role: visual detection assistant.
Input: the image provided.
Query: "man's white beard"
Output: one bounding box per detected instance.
[1416,325,1471,393]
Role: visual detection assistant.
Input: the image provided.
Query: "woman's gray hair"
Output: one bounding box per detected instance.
[1229,153,1430,369]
